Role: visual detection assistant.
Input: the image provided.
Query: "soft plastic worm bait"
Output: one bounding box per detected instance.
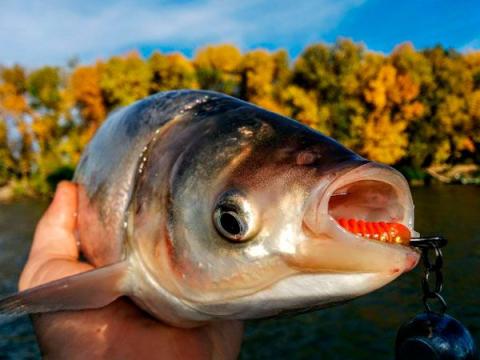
[337,218,411,245]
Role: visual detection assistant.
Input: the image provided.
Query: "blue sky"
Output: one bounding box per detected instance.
[1,0,479,67]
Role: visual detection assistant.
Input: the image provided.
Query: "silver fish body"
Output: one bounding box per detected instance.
[73,90,419,326]
[0,90,419,327]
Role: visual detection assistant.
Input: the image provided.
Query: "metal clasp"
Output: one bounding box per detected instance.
[410,236,448,314]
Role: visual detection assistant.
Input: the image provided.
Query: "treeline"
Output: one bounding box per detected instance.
[1,40,480,196]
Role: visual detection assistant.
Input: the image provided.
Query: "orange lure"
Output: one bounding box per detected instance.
[337,218,411,245]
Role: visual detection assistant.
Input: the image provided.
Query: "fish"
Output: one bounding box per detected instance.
[0,90,420,327]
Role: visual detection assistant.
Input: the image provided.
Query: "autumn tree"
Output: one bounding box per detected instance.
[0,65,33,179]
[361,62,425,164]
[99,52,152,110]
[69,64,105,128]
[423,47,476,164]
[149,52,197,93]
[27,66,65,157]
[280,85,327,132]
[194,44,242,95]
[0,119,14,184]
[387,44,435,168]
[291,39,367,145]
[240,49,286,112]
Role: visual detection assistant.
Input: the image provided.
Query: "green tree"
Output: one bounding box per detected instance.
[99,52,152,110]
[28,66,62,111]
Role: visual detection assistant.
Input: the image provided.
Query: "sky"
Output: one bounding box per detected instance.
[1,0,479,67]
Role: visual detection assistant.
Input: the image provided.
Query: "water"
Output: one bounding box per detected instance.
[0,201,46,359]
[0,186,478,359]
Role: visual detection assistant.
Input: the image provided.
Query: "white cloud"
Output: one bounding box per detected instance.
[460,38,480,53]
[0,0,363,67]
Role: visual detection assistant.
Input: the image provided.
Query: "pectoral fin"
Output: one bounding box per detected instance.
[0,261,128,317]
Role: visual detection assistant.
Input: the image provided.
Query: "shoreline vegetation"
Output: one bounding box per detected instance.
[1,40,480,201]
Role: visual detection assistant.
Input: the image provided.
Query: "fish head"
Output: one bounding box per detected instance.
[127,95,420,318]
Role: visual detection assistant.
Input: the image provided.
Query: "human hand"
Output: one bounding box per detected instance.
[19,181,244,359]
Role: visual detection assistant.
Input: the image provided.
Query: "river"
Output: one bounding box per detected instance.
[0,185,478,359]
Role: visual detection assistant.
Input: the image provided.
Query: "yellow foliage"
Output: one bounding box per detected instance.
[0,119,14,181]
[241,49,275,100]
[437,95,469,133]
[68,65,106,126]
[362,112,408,164]
[390,73,419,103]
[468,90,480,120]
[193,44,242,94]
[281,85,329,133]
[364,65,396,109]
[457,137,476,153]
[149,52,197,92]
[194,44,242,73]
[364,65,420,108]
[398,101,425,122]
[464,51,480,68]
[434,140,451,164]
[0,83,29,115]
[99,52,152,108]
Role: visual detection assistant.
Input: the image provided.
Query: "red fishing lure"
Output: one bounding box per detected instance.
[337,218,411,245]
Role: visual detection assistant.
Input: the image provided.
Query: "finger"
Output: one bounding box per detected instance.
[29,181,80,260]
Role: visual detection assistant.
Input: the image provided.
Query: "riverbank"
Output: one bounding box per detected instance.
[0,181,46,203]
[0,186,13,203]
[426,164,480,185]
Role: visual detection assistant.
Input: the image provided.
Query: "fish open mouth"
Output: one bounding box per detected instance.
[308,162,419,247]
[328,180,412,246]
[304,162,417,241]
[296,162,420,275]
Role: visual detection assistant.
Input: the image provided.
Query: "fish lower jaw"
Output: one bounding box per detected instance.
[193,272,400,320]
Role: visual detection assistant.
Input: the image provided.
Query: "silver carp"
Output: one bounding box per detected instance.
[0,90,419,327]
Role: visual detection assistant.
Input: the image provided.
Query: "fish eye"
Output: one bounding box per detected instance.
[214,208,247,241]
[213,190,258,242]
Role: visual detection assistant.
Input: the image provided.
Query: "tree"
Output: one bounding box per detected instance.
[99,52,152,110]
[423,47,476,164]
[68,64,105,129]
[149,52,197,93]
[0,119,15,184]
[0,65,33,179]
[194,44,242,95]
[28,66,63,111]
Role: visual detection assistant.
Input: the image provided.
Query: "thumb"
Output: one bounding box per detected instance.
[30,181,79,259]
[19,181,93,290]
